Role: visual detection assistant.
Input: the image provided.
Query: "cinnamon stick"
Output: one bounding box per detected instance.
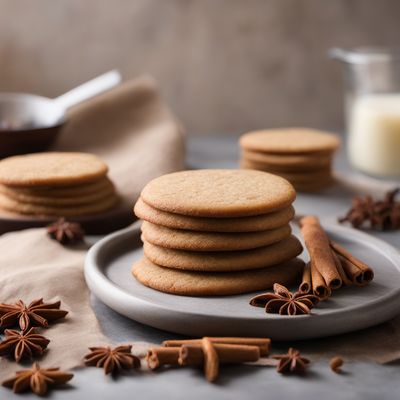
[146,347,180,370]
[331,251,352,286]
[299,263,312,293]
[300,216,342,290]
[330,241,374,286]
[310,261,331,300]
[178,343,260,366]
[202,337,219,382]
[163,337,271,356]
[338,255,363,286]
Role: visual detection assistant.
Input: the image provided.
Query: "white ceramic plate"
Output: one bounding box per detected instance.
[84,222,400,340]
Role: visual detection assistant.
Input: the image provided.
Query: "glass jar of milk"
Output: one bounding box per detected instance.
[331,47,400,177]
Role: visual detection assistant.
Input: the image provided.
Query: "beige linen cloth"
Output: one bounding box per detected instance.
[0,76,184,379]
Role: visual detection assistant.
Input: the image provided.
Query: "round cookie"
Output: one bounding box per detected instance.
[240,128,340,154]
[0,182,116,206]
[140,169,296,218]
[134,197,295,233]
[141,221,292,251]
[242,150,332,171]
[0,177,113,198]
[241,160,332,182]
[132,257,304,296]
[143,235,303,272]
[0,192,119,217]
[292,178,336,192]
[283,171,333,185]
[0,152,108,187]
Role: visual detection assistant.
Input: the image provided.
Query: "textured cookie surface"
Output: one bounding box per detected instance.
[0,192,119,217]
[141,221,291,251]
[143,235,303,271]
[141,169,296,217]
[0,152,108,187]
[240,129,340,154]
[134,197,295,232]
[132,256,304,296]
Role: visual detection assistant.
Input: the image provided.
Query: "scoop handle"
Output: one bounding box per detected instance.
[54,70,121,110]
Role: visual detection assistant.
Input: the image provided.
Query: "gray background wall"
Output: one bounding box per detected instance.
[1,0,399,135]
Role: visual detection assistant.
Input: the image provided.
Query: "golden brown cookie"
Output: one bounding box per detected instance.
[241,150,332,171]
[0,177,113,198]
[0,181,116,206]
[143,235,303,272]
[141,221,292,251]
[0,152,108,187]
[140,169,296,217]
[132,256,304,296]
[240,128,340,154]
[134,197,295,232]
[0,192,119,217]
[291,178,336,192]
[241,160,332,182]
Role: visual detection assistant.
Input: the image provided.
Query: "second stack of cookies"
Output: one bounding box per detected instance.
[0,152,119,217]
[240,128,341,192]
[133,169,304,296]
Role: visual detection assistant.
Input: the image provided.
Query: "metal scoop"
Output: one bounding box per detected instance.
[0,70,121,157]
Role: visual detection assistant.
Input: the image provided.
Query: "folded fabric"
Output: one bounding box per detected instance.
[0,229,106,379]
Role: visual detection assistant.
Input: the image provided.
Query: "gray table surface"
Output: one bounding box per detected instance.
[1,135,399,400]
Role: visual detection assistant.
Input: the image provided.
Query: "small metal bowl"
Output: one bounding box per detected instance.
[0,93,65,158]
[0,70,121,159]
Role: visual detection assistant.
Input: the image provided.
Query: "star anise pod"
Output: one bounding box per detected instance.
[0,299,68,330]
[84,345,141,375]
[2,362,73,396]
[47,218,85,245]
[339,188,400,231]
[249,283,319,315]
[273,348,310,374]
[0,328,50,362]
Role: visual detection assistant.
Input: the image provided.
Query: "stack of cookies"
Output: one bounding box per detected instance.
[133,169,304,296]
[240,128,341,192]
[0,152,119,217]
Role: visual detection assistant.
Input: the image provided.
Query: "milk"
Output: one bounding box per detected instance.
[348,94,400,177]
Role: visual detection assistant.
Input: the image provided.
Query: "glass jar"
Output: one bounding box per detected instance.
[331,47,400,178]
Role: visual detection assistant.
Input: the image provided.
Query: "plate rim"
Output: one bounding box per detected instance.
[84,222,400,334]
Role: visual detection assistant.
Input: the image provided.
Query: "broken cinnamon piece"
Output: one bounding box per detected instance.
[146,347,180,370]
[178,346,204,366]
[163,337,271,356]
[330,241,374,286]
[202,338,219,382]
[299,263,312,294]
[179,343,260,366]
[331,251,352,286]
[300,216,342,290]
[310,261,331,300]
